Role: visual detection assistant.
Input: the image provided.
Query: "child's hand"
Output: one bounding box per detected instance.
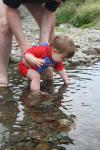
[64,79,70,86]
[24,53,45,67]
[58,69,70,87]
[33,58,45,67]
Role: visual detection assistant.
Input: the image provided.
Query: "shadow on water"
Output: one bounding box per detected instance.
[0,62,100,150]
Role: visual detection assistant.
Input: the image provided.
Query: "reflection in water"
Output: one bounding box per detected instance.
[17,84,75,149]
[0,62,100,150]
[0,87,19,149]
[0,65,75,150]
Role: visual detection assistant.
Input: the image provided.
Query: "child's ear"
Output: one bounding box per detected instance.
[53,49,57,53]
[55,35,59,39]
[51,36,58,44]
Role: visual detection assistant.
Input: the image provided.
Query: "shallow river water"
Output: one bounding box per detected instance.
[0,62,100,150]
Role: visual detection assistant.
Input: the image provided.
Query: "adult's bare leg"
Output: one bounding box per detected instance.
[6,6,30,53]
[39,8,55,43]
[25,4,55,43]
[0,3,12,87]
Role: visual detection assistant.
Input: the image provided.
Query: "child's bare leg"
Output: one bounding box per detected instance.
[27,69,40,93]
[27,69,49,95]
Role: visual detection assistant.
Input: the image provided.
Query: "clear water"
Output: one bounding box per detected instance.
[0,62,100,150]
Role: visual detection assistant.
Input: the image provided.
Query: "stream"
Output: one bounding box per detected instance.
[0,62,100,150]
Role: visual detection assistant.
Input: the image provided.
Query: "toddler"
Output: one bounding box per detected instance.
[18,35,75,94]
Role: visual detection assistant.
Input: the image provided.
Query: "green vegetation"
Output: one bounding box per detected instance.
[56,0,100,28]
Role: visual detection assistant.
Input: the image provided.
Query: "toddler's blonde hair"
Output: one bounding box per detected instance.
[51,35,75,58]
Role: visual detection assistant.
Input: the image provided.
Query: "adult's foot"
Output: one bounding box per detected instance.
[0,73,8,87]
[0,82,9,87]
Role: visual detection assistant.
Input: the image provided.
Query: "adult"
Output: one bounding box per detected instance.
[0,0,61,87]
[0,1,12,87]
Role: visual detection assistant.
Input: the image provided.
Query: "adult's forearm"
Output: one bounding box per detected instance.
[6,7,29,53]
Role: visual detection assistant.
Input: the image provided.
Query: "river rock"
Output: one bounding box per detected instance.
[10,13,100,64]
[82,48,98,55]
[95,48,100,54]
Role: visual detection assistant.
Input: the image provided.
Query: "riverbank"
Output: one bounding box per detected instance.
[56,0,100,28]
[11,16,100,65]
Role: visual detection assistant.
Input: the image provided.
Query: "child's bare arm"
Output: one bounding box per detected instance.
[24,53,45,67]
[58,68,70,86]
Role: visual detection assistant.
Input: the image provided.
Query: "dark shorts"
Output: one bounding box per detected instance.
[3,0,61,12]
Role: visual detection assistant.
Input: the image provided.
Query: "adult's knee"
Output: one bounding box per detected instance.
[0,17,11,36]
[0,6,11,36]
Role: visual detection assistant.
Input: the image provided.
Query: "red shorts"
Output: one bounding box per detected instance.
[18,61,38,77]
[18,61,29,77]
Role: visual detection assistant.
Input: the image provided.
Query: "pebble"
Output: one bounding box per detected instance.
[11,15,100,65]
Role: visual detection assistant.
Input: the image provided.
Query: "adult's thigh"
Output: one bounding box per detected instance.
[0,2,11,35]
[24,4,44,27]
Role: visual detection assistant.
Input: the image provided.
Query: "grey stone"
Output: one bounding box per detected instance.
[83,48,98,55]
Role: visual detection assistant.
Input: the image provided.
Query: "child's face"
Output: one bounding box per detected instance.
[52,50,66,63]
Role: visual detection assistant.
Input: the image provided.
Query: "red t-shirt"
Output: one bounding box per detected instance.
[25,45,64,71]
[19,45,64,77]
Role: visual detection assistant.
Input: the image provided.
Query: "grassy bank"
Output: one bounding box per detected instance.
[56,0,100,28]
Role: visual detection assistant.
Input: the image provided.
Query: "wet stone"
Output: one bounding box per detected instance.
[40,101,55,110]
[82,48,98,55]
[95,48,100,54]
[48,133,73,145]
[53,145,67,150]
[10,131,28,143]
